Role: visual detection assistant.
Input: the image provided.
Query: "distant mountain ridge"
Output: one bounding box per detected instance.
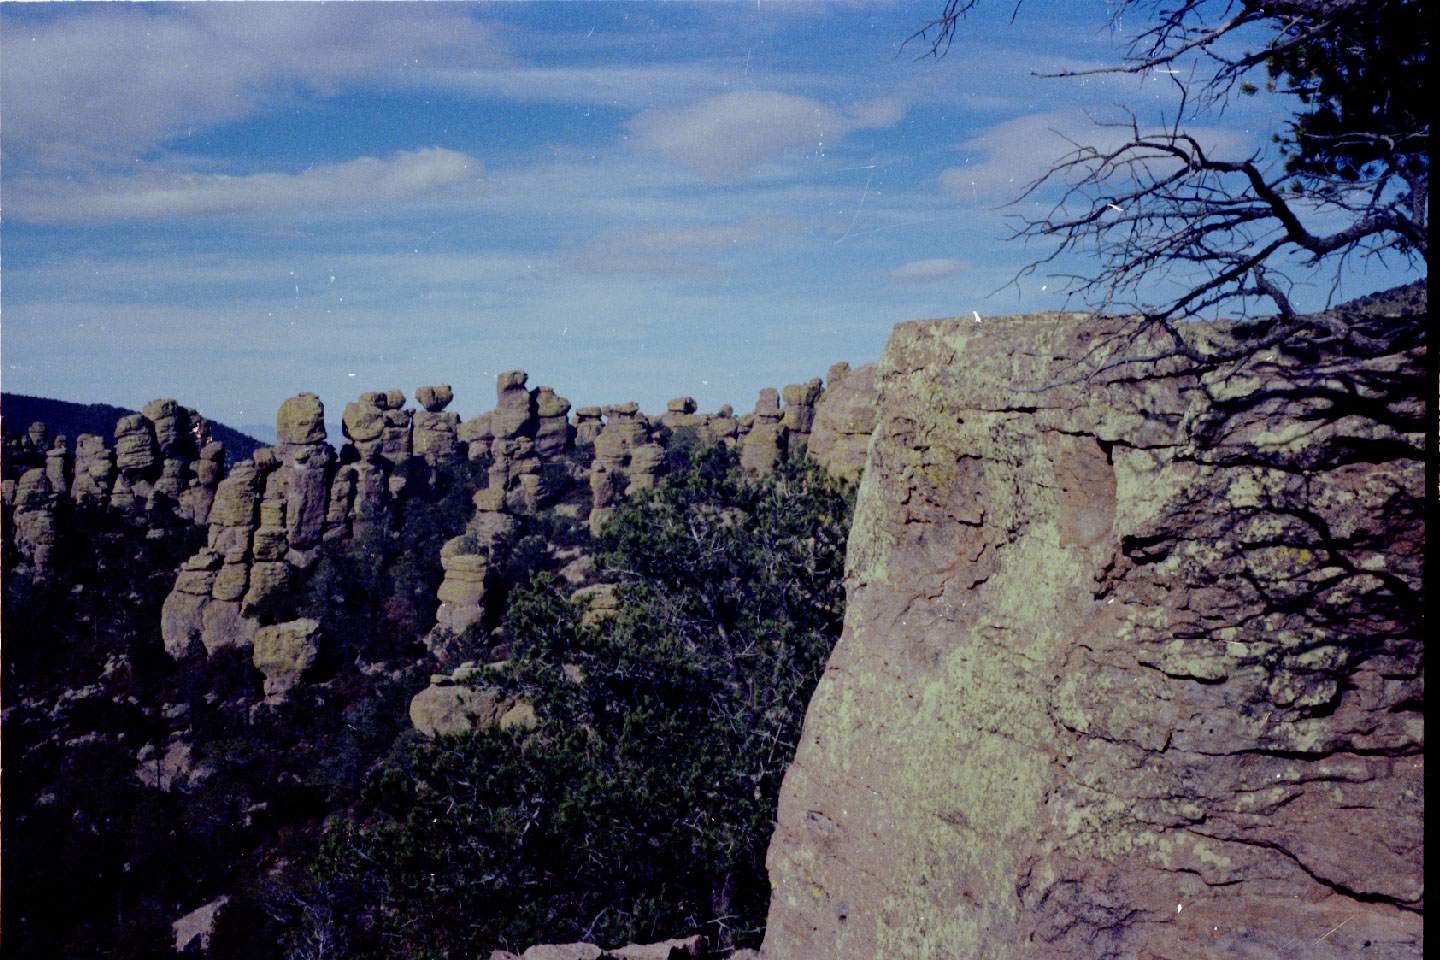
[1,393,266,465]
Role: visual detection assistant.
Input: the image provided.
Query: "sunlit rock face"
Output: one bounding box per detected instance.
[762,311,1425,960]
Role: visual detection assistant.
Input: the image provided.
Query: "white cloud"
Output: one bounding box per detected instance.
[939,109,1256,204]
[628,91,903,181]
[887,258,969,283]
[6,148,482,223]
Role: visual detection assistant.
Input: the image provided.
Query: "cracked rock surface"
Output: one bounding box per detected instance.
[762,310,1424,959]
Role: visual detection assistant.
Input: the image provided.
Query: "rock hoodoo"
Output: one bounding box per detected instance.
[762,312,1424,959]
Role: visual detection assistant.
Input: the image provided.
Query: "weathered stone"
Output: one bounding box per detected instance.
[739,421,786,474]
[752,387,782,423]
[27,420,50,450]
[808,362,878,482]
[173,896,229,955]
[493,370,535,439]
[780,376,824,436]
[414,409,462,464]
[574,407,604,445]
[282,462,329,549]
[210,560,249,602]
[276,392,326,445]
[242,560,290,610]
[209,462,260,527]
[252,618,321,698]
[142,398,184,456]
[342,398,386,442]
[415,384,455,412]
[625,443,664,495]
[199,599,257,654]
[409,683,511,738]
[380,407,413,463]
[762,312,1426,960]
[114,414,157,472]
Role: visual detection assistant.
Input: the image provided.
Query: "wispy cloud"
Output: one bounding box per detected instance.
[628,91,903,181]
[6,148,483,223]
[567,216,803,278]
[939,109,1256,205]
[887,258,969,283]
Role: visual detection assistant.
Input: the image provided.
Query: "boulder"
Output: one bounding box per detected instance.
[276,392,326,445]
[252,618,321,698]
[415,384,455,412]
[409,683,511,738]
[342,397,386,443]
[173,895,229,955]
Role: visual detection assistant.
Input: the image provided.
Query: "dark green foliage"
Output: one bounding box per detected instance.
[295,449,854,956]
[1,391,266,467]
[1265,0,1427,190]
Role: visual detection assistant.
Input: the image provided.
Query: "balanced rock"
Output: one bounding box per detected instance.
[415,384,454,413]
[493,370,535,439]
[276,392,326,446]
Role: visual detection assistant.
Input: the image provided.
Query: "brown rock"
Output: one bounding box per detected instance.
[342,398,386,442]
[114,414,157,472]
[415,384,455,412]
[276,392,326,445]
[807,362,878,482]
[493,370,536,439]
[409,683,516,738]
[252,618,321,698]
[761,312,1425,960]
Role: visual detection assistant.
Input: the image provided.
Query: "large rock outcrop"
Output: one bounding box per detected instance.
[762,312,1424,959]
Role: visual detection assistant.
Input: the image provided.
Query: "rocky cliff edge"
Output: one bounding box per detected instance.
[762,309,1424,959]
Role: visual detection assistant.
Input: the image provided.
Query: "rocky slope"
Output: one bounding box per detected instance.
[762,306,1424,958]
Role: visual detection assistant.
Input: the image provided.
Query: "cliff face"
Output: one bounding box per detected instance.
[762,311,1424,958]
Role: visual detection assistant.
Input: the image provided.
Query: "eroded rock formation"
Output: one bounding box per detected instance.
[762,312,1424,959]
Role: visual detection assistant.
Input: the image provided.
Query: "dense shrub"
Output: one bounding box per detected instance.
[292,449,854,957]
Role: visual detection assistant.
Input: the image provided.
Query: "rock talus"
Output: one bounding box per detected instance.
[761,312,1425,959]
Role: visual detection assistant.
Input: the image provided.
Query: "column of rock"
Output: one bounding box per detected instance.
[459,410,494,461]
[43,436,70,494]
[340,391,400,538]
[11,468,59,571]
[739,387,788,474]
[480,371,542,511]
[413,385,461,466]
[587,402,646,536]
[70,434,117,505]
[160,455,260,657]
[432,502,519,644]
[273,392,333,569]
[780,377,824,453]
[142,399,202,522]
[180,441,225,526]
[532,386,573,459]
[111,413,159,513]
[807,361,879,483]
[574,407,604,445]
[378,389,414,498]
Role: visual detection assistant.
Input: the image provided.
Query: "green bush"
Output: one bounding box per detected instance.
[296,448,854,957]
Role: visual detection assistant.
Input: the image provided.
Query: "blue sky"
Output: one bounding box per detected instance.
[0,1,1415,440]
